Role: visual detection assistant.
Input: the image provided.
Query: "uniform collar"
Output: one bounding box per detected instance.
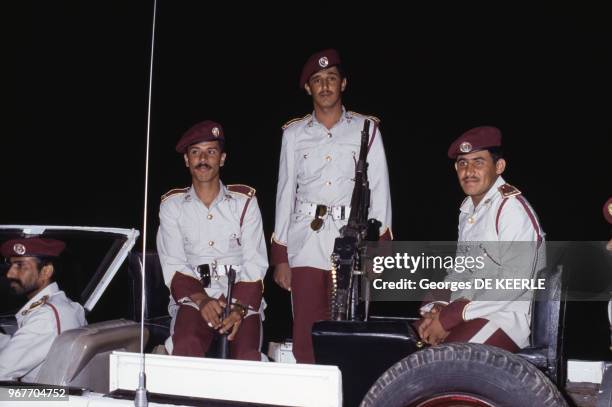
[460,176,506,213]
[186,181,231,207]
[16,282,59,319]
[308,105,348,128]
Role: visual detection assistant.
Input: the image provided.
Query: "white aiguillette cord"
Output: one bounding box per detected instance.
[135,0,157,406]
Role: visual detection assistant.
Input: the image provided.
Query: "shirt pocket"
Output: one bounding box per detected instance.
[178,213,200,250]
[334,142,359,179]
[295,145,323,182]
[228,231,242,249]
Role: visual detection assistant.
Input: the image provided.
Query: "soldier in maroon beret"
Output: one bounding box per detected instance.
[604,198,612,226]
[417,126,545,353]
[157,120,268,360]
[271,49,393,363]
[604,198,612,251]
[0,237,86,381]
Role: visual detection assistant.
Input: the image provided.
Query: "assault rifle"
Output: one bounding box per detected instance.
[330,119,382,321]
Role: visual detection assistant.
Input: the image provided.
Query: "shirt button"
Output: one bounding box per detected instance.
[467,217,475,224]
[208,241,215,246]
[327,132,332,138]
[207,214,213,220]
[325,155,332,161]
[326,181,332,186]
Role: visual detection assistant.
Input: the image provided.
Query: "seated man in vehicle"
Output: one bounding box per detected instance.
[0,237,87,381]
[417,126,545,352]
[157,120,268,360]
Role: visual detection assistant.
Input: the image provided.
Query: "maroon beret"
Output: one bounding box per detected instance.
[604,198,612,224]
[448,126,503,159]
[299,49,342,89]
[1,238,66,258]
[175,120,224,154]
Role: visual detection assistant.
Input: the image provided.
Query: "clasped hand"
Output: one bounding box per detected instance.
[199,298,243,340]
[417,304,450,346]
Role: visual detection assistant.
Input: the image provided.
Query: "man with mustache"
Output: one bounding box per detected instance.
[157,120,268,360]
[417,126,545,351]
[271,49,392,363]
[0,237,86,381]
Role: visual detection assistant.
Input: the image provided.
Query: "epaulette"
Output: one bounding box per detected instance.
[21,295,48,316]
[161,187,189,202]
[498,183,522,198]
[348,111,380,124]
[227,184,256,198]
[282,114,311,130]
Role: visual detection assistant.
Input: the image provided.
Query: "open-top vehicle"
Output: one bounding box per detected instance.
[1,225,611,407]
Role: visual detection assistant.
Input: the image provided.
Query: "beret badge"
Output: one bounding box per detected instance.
[13,243,26,255]
[318,56,329,68]
[459,141,473,153]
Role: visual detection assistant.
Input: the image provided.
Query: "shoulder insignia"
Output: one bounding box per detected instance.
[21,295,48,316]
[348,111,380,124]
[227,184,256,198]
[161,187,189,202]
[498,183,522,198]
[282,114,311,130]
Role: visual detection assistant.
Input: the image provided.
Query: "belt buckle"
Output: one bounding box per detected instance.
[310,204,327,231]
[197,264,211,288]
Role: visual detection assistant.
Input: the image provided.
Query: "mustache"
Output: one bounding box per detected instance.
[196,162,212,170]
[462,177,479,182]
[7,278,22,287]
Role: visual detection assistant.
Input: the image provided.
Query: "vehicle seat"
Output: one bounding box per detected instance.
[516,264,566,385]
[36,318,148,393]
[127,251,171,352]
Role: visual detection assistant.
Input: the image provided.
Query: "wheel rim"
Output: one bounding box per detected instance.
[413,393,495,407]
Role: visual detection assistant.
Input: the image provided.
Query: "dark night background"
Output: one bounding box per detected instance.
[3,2,611,360]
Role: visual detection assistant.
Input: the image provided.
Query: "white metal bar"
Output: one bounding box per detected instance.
[110,351,342,407]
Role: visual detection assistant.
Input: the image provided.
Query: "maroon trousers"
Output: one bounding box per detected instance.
[172,305,261,361]
[291,267,331,364]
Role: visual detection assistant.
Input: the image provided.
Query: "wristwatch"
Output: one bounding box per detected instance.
[233,302,248,319]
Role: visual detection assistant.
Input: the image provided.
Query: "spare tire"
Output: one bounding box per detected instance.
[360,343,567,407]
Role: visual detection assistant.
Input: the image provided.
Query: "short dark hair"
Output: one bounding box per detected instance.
[334,64,345,79]
[487,147,504,163]
[34,256,58,282]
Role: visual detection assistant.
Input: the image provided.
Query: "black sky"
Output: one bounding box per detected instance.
[4,2,612,357]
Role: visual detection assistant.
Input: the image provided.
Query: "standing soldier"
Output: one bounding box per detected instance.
[0,237,86,381]
[271,49,393,363]
[418,126,545,351]
[157,120,268,360]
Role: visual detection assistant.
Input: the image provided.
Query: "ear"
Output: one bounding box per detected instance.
[305,83,312,96]
[183,153,189,167]
[454,162,459,171]
[220,152,227,167]
[495,158,506,175]
[341,77,347,92]
[40,264,54,283]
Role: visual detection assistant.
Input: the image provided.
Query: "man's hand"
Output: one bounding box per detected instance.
[420,311,450,346]
[273,263,291,291]
[219,309,243,340]
[417,303,446,343]
[198,297,225,329]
